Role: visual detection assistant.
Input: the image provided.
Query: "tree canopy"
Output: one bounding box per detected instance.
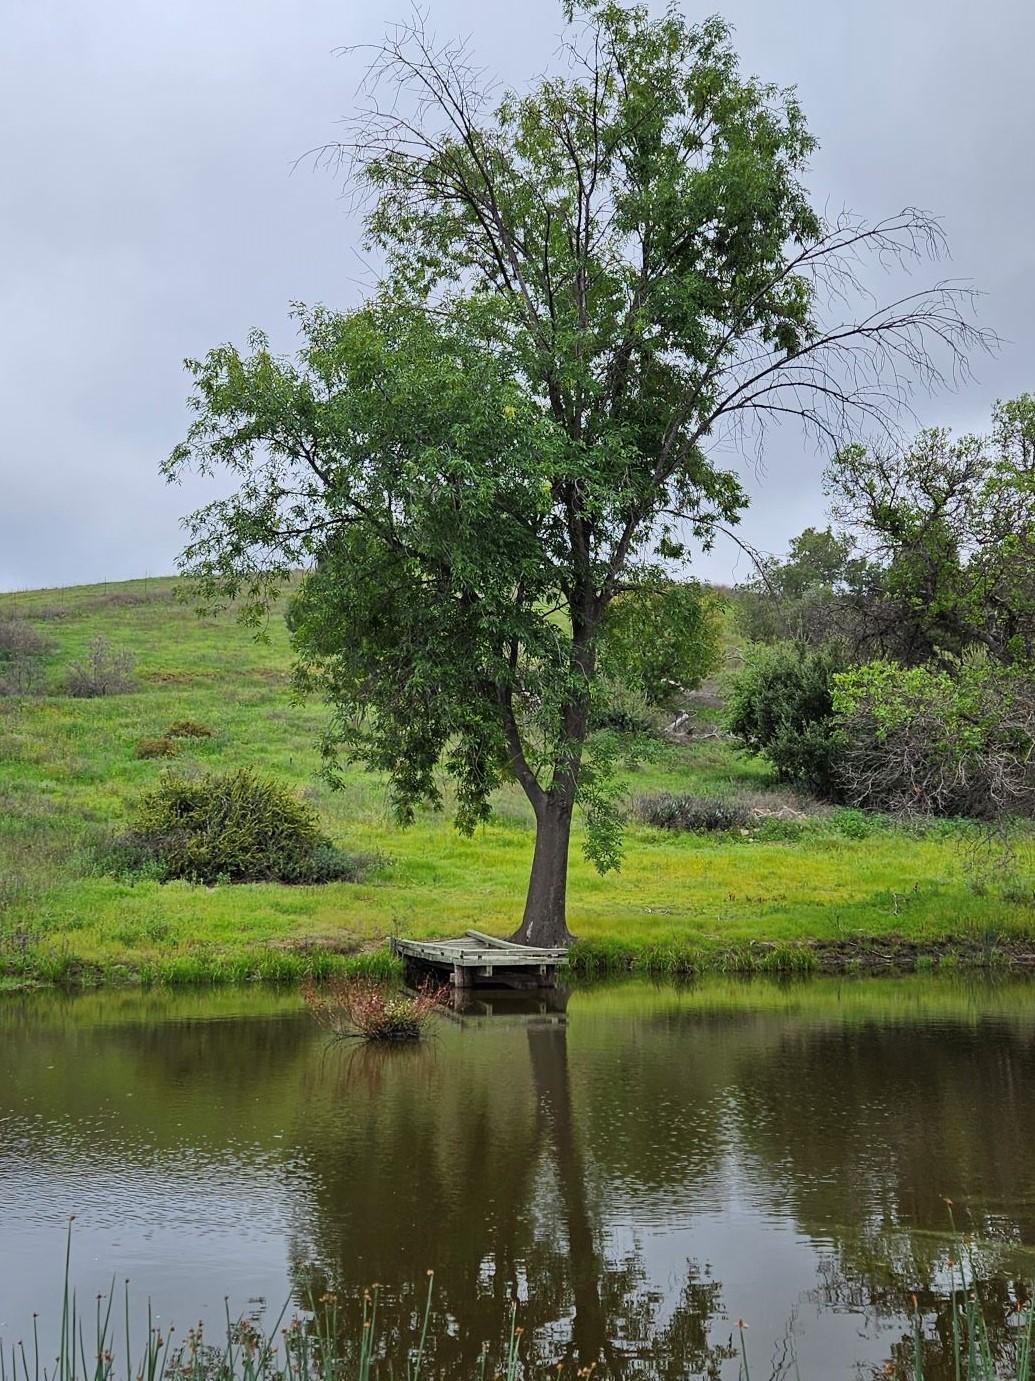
[167,0,988,945]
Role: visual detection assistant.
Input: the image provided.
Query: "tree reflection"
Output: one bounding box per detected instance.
[813,1230,1032,1381]
[288,990,734,1378]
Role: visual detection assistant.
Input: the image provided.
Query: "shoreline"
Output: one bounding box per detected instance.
[5,929,1035,992]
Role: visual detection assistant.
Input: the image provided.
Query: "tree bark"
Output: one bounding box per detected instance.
[510,793,577,947]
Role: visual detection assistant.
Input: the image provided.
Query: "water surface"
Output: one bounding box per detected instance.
[3,977,1035,1379]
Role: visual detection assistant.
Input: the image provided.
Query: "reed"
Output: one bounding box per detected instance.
[7,1230,1033,1381]
[301,976,447,1041]
[1,1239,519,1381]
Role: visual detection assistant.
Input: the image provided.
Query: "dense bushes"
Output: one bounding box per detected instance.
[726,640,1035,822]
[112,768,374,884]
[724,641,846,797]
[834,657,1035,820]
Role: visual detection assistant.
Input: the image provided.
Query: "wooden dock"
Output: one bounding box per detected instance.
[391,930,568,990]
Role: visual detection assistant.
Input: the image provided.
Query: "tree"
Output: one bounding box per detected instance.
[167,0,988,946]
[733,396,1035,664]
[730,525,875,644]
[597,580,722,712]
[825,398,1035,665]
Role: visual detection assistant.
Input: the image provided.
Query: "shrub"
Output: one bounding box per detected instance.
[302,977,446,1041]
[166,719,213,738]
[833,656,1035,820]
[751,815,808,842]
[0,617,50,660]
[134,736,180,760]
[724,640,846,797]
[65,636,135,697]
[590,678,657,734]
[597,582,724,710]
[115,768,374,884]
[829,806,885,839]
[633,792,750,832]
[0,617,52,695]
[301,840,378,883]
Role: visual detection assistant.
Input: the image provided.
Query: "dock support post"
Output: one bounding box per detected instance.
[452,963,473,988]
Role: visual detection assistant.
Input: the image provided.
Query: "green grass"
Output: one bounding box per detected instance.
[0,576,1032,987]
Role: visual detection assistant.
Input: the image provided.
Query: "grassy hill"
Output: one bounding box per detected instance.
[1,576,1032,987]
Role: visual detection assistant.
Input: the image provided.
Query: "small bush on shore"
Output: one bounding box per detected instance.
[66,636,135,697]
[634,793,750,833]
[111,768,374,884]
[303,977,446,1041]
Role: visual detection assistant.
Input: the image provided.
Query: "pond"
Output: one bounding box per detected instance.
[2,977,1035,1379]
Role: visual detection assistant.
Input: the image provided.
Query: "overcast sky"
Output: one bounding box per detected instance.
[2,0,1033,592]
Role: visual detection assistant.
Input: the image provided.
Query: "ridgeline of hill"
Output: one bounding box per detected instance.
[0,577,1032,989]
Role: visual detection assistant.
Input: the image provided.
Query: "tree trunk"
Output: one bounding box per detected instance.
[510,793,577,947]
[526,1011,612,1372]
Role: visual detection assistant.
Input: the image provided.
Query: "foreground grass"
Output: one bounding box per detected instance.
[0,577,1032,987]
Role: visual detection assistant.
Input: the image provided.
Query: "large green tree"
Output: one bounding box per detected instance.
[167,0,987,946]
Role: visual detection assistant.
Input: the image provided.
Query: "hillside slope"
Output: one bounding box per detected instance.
[1,577,1032,986]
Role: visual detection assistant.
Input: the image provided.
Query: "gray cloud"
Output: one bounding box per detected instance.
[2,0,1032,591]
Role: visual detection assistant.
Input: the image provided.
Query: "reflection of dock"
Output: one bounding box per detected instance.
[444,986,570,1025]
[391,930,568,989]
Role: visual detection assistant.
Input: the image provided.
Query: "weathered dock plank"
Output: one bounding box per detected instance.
[391,932,568,989]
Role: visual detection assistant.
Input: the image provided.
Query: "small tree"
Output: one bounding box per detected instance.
[597,581,722,712]
[0,617,51,696]
[167,0,986,945]
[724,640,845,797]
[65,636,135,698]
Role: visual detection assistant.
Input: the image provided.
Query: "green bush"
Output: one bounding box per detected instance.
[633,793,750,833]
[590,678,657,734]
[114,768,375,884]
[752,815,810,842]
[833,656,1035,819]
[166,719,213,738]
[134,736,180,760]
[724,641,846,797]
